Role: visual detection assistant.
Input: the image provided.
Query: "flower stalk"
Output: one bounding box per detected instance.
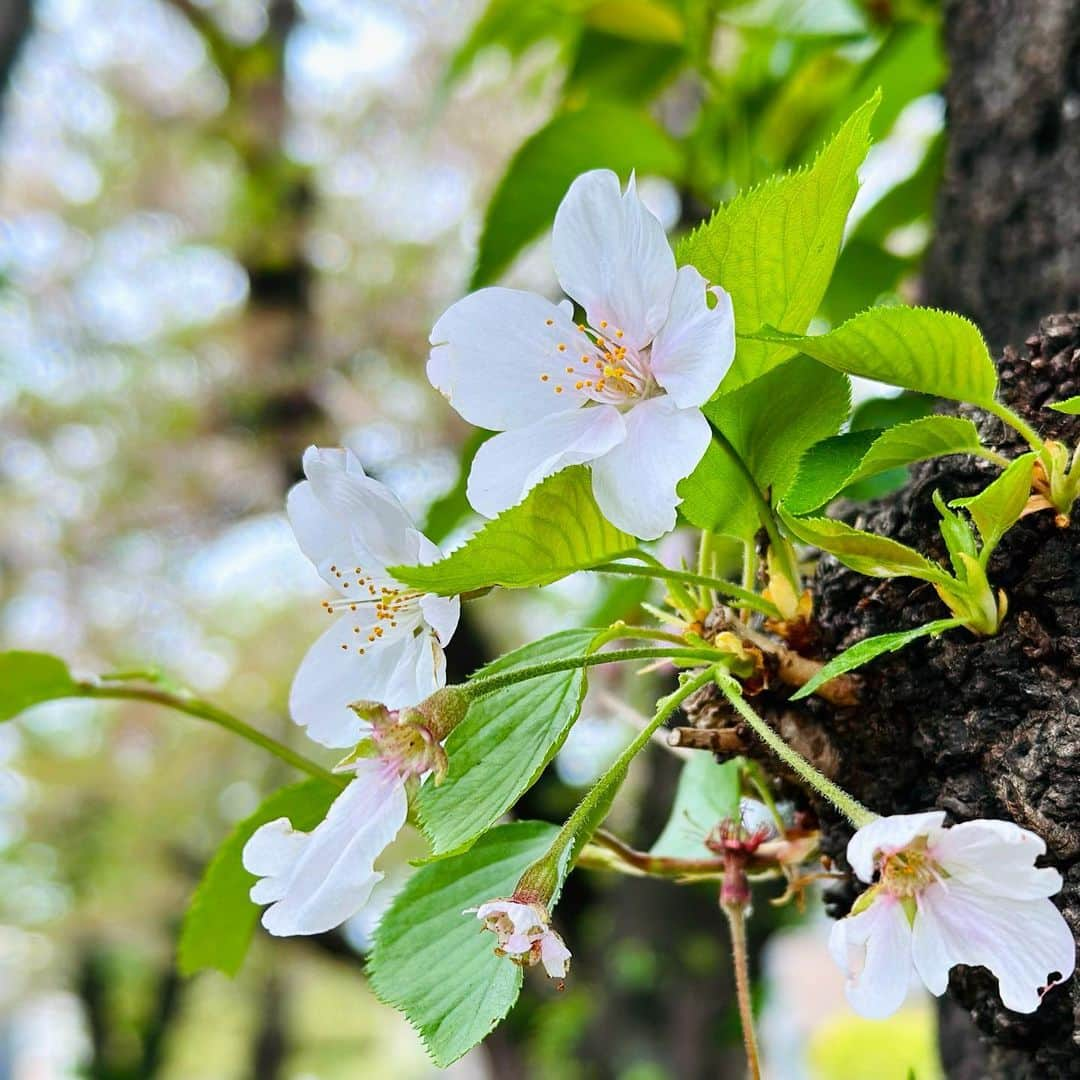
[713,672,874,828]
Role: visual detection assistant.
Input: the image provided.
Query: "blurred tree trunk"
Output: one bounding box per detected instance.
[0,0,30,101]
[923,0,1080,352]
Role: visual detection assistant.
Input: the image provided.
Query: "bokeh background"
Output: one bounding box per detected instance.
[1,1,951,1076]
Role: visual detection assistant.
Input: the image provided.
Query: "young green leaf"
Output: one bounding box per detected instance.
[177,779,339,976]
[417,629,599,857]
[0,651,78,722]
[751,306,999,406]
[791,619,961,700]
[369,820,559,1068]
[390,466,636,595]
[779,510,951,583]
[650,754,742,859]
[951,453,1037,553]
[677,93,879,389]
[471,103,683,288]
[678,355,851,536]
[933,490,979,575]
[1048,395,1080,415]
[784,416,987,514]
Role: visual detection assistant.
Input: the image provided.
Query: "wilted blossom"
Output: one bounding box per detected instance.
[830,811,1075,1018]
[470,898,572,979]
[429,169,735,540]
[243,701,447,937]
[287,445,459,748]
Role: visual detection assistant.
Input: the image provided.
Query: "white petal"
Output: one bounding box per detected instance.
[912,881,1075,1013]
[367,623,447,711]
[649,266,735,407]
[540,930,571,978]
[466,405,626,519]
[429,287,595,430]
[932,819,1063,900]
[250,763,407,936]
[288,606,436,747]
[551,170,676,350]
[291,446,415,572]
[829,895,914,1019]
[411,531,461,645]
[846,811,947,883]
[589,396,710,540]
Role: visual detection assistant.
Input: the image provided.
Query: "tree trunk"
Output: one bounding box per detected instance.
[922,0,1080,353]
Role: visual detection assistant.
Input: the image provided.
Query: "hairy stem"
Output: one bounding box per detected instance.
[76,683,344,788]
[590,561,780,618]
[723,901,762,1080]
[985,399,1045,454]
[516,667,720,903]
[466,647,731,699]
[714,673,874,828]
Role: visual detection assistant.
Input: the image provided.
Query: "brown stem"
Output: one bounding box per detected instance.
[723,901,762,1080]
[667,725,749,753]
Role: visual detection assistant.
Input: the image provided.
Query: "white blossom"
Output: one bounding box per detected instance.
[243,703,444,937]
[429,169,735,540]
[830,811,1075,1018]
[287,445,459,749]
[471,898,572,978]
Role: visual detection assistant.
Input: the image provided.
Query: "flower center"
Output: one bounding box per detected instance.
[320,562,421,652]
[879,847,940,898]
[539,317,654,406]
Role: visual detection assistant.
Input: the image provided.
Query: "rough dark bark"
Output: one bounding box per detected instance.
[810,317,1080,1079]
[923,0,1080,353]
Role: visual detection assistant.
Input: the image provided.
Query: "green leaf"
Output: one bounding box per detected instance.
[417,630,599,857]
[784,416,987,515]
[677,93,879,389]
[951,453,1037,553]
[583,0,684,43]
[751,306,999,406]
[779,510,950,583]
[444,0,578,89]
[564,28,683,104]
[0,651,78,722]
[1048,395,1080,415]
[678,355,851,536]
[390,466,636,595]
[471,103,682,287]
[369,820,559,1068]
[792,619,961,701]
[650,754,742,858]
[177,779,339,976]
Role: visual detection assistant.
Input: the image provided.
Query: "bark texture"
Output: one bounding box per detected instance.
[811,317,1080,1079]
[923,0,1080,353]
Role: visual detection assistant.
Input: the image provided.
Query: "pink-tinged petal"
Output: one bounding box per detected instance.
[242,762,407,937]
[846,811,947,883]
[932,819,1062,900]
[649,266,736,407]
[299,446,416,569]
[429,287,595,430]
[829,895,914,1019]
[551,170,676,350]
[912,880,1075,1013]
[590,395,710,540]
[540,930,572,978]
[466,405,626,519]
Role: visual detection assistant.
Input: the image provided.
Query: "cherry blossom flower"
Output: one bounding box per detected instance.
[287,446,459,748]
[243,702,445,936]
[830,811,1075,1018]
[470,898,572,978]
[428,169,735,540]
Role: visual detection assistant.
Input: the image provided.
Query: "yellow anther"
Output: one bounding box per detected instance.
[540,374,549,381]
[600,320,608,328]
[615,329,624,338]
[545,318,553,326]
[555,385,564,393]
[575,381,584,389]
